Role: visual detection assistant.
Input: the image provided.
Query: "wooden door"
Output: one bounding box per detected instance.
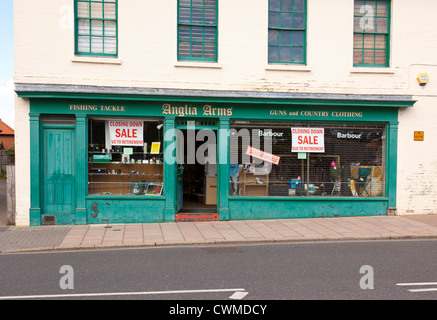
[42,128,76,215]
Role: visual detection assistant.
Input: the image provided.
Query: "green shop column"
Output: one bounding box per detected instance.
[164,117,177,222]
[75,114,87,224]
[29,113,41,226]
[218,118,230,220]
[387,121,399,212]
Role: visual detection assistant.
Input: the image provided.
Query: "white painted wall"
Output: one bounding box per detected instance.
[13,96,30,226]
[14,0,413,93]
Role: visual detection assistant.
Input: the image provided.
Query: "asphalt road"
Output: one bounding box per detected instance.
[0,239,436,302]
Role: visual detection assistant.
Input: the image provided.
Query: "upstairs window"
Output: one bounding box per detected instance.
[178,0,218,62]
[353,0,390,67]
[75,0,118,56]
[268,0,306,64]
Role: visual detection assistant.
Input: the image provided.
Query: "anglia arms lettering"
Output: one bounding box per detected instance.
[162,104,233,117]
[69,105,126,112]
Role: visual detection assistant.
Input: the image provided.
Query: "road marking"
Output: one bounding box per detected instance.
[408,288,437,293]
[396,282,437,293]
[229,291,249,300]
[0,288,246,300]
[397,282,437,286]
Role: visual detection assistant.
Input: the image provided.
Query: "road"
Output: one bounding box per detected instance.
[0,239,436,303]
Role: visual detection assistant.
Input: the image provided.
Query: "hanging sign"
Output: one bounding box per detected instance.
[292,128,325,153]
[246,146,280,165]
[109,121,144,146]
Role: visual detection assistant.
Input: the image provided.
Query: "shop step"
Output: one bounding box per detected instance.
[175,212,219,222]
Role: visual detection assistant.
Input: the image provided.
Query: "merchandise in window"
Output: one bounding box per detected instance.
[75,0,118,56]
[230,122,386,198]
[353,0,390,67]
[88,118,164,196]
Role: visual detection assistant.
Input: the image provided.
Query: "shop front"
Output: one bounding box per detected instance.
[21,92,413,226]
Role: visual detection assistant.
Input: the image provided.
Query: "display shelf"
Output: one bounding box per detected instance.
[88,151,163,196]
[240,172,269,196]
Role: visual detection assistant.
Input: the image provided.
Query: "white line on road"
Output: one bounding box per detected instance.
[229,291,249,300]
[407,288,437,293]
[0,288,246,300]
[396,282,437,286]
[396,282,437,293]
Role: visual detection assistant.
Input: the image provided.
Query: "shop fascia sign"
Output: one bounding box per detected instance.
[291,128,325,153]
[162,104,233,117]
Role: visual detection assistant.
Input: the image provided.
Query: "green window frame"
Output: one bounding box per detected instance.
[74,0,118,57]
[177,0,218,62]
[268,0,307,65]
[353,0,390,67]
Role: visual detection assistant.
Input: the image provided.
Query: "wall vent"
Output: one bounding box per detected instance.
[387,208,397,216]
[42,215,57,226]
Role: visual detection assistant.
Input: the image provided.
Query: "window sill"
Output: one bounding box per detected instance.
[350,67,395,74]
[265,64,312,72]
[174,61,222,69]
[86,195,165,200]
[72,56,122,65]
[229,196,388,201]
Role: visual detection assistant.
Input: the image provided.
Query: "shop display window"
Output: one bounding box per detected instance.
[88,118,164,196]
[230,121,386,198]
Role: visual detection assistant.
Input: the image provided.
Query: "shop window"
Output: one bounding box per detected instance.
[353,0,390,67]
[88,118,164,196]
[178,0,218,61]
[230,121,386,198]
[268,0,306,64]
[75,0,118,56]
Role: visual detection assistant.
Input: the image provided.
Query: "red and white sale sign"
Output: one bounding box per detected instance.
[246,146,280,165]
[109,121,144,146]
[291,128,325,153]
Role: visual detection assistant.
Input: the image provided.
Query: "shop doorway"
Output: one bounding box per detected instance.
[176,120,219,220]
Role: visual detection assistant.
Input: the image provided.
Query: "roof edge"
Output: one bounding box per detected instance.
[15,83,416,107]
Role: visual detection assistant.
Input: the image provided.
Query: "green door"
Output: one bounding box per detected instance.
[42,128,76,216]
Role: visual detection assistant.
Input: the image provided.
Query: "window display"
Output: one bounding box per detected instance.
[230,121,386,198]
[88,118,164,196]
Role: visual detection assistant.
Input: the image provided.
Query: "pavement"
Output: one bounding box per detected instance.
[2,214,437,253]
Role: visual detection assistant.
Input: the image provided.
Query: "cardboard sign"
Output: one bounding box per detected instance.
[298,152,307,159]
[150,142,161,154]
[246,146,280,165]
[292,128,325,153]
[109,121,144,146]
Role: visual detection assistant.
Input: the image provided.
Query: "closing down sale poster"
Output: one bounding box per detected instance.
[291,128,325,153]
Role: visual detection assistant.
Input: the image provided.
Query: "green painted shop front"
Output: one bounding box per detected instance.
[21,92,413,226]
